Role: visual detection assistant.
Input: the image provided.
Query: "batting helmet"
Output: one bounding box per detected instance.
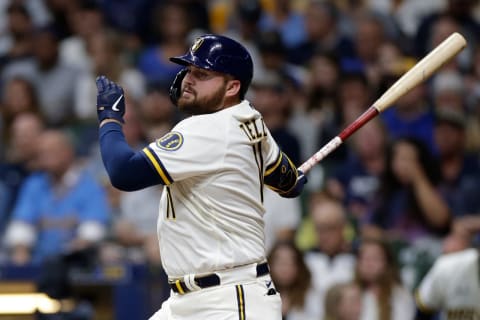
[170,34,254,98]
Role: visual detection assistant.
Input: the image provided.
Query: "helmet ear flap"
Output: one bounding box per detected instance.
[169,68,188,105]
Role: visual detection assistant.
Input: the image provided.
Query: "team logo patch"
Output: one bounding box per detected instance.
[156,132,183,151]
[191,38,204,52]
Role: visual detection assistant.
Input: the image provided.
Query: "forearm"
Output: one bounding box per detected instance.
[99,121,162,191]
[264,152,298,194]
[413,176,450,229]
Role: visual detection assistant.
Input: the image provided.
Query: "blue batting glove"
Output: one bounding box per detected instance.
[281,170,307,198]
[96,75,125,123]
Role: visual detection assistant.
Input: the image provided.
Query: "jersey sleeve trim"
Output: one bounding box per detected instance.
[264,151,283,176]
[142,146,173,185]
[263,151,299,195]
[414,290,436,314]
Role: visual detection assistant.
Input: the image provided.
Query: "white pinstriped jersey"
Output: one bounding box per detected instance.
[142,100,280,278]
[416,248,480,320]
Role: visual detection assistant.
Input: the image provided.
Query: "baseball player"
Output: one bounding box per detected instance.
[95,34,307,320]
[415,247,480,320]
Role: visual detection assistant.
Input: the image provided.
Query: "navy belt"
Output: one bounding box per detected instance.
[170,262,270,294]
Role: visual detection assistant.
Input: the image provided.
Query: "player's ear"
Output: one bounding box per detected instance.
[225,79,241,98]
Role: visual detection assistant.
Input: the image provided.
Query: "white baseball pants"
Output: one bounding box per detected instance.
[148,265,282,320]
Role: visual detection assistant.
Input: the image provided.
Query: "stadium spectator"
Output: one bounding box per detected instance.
[323,281,363,320]
[0,112,44,234]
[254,29,307,88]
[318,71,372,171]
[3,129,110,265]
[268,240,320,320]
[435,109,480,218]
[0,2,34,68]
[380,81,435,151]
[349,13,388,88]
[1,25,81,126]
[326,119,387,221]
[304,192,356,319]
[58,0,105,71]
[355,237,416,320]
[0,76,41,149]
[289,51,340,165]
[365,137,451,245]
[41,0,77,40]
[433,108,480,243]
[463,45,480,153]
[136,2,191,86]
[286,49,343,190]
[138,81,179,142]
[249,70,301,166]
[431,70,466,113]
[289,1,354,66]
[74,28,146,123]
[257,0,307,50]
[415,0,479,70]
[223,0,264,74]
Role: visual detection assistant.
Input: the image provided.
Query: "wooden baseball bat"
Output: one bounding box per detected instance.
[299,32,467,174]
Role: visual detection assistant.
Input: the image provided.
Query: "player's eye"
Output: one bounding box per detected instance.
[197,72,209,80]
[190,69,211,80]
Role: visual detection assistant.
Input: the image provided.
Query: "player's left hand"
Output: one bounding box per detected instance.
[96,75,125,123]
[281,170,307,198]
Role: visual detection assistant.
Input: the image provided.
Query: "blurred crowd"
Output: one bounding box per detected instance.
[0,0,480,319]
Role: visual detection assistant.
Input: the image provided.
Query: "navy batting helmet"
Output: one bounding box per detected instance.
[170,34,254,98]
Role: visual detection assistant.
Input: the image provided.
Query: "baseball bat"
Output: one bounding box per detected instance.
[299,32,467,174]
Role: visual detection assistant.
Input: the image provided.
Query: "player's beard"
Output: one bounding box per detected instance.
[177,82,227,115]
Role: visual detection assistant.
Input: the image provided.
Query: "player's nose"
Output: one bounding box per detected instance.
[182,70,194,84]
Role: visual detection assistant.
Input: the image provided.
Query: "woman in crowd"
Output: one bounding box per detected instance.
[323,282,363,320]
[268,240,319,320]
[364,137,450,245]
[354,237,415,320]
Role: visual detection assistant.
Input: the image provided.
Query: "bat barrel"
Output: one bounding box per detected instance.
[297,32,467,174]
[373,32,466,112]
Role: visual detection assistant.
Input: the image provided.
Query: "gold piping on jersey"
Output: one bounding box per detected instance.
[166,187,176,220]
[142,147,173,185]
[414,290,435,314]
[264,151,282,176]
[235,285,246,320]
[175,280,185,294]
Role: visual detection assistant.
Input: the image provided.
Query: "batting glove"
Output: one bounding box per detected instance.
[281,170,307,198]
[96,75,125,123]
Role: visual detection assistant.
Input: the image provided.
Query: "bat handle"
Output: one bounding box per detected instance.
[298,106,379,174]
[298,137,343,173]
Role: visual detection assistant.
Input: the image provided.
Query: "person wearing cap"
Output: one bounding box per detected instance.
[95,34,307,319]
[434,108,480,239]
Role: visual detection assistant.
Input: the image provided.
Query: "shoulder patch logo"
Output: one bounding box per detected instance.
[191,38,203,53]
[156,132,183,151]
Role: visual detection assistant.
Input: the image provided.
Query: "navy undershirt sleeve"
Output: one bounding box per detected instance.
[99,122,164,191]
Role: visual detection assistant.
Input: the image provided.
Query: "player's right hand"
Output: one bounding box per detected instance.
[96,75,125,123]
[281,170,307,198]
